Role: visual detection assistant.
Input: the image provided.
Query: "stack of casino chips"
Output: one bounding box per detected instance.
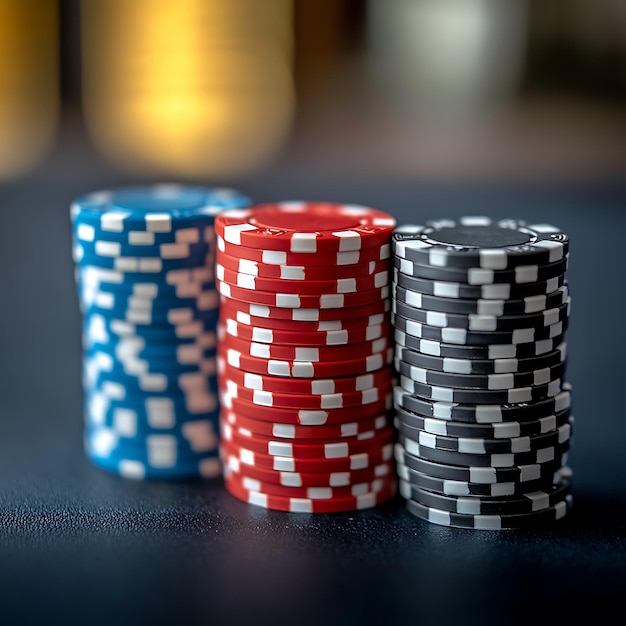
[390,217,574,529]
[214,202,399,513]
[71,184,251,479]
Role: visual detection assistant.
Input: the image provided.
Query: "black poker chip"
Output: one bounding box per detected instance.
[393,270,566,301]
[394,329,567,360]
[392,254,568,285]
[394,357,568,391]
[392,283,570,316]
[391,219,569,269]
[395,342,567,375]
[391,295,570,332]
[393,380,572,424]
[394,404,573,439]
[391,310,569,346]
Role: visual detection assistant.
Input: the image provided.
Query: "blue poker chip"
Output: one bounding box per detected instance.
[71,184,251,232]
[84,393,221,435]
[82,312,221,342]
[75,245,214,272]
[82,363,220,398]
[79,301,221,326]
[85,431,222,480]
[82,346,219,376]
[75,239,213,260]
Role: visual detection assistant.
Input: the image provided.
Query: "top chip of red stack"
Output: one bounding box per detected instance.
[214,202,397,254]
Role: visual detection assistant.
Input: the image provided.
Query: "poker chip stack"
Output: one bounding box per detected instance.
[71,184,251,479]
[214,202,399,513]
[390,217,574,529]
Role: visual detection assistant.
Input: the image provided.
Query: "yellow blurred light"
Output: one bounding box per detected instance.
[0,0,59,180]
[80,0,296,178]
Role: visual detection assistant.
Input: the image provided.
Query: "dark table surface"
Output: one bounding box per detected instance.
[1,164,625,626]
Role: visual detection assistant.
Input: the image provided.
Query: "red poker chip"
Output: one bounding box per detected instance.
[225,467,393,500]
[214,202,396,254]
[219,387,393,425]
[220,315,389,346]
[218,327,391,362]
[221,377,391,410]
[217,249,392,281]
[218,344,394,379]
[223,452,395,487]
[221,409,391,440]
[216,263,389,295]
[217,236,391,268]
[217,280,390,309]
[220,422,395,460]
[220,298,390,331]
[223,471,397,513]
[218,359,394,396]
[219,294,390,322]
[220,438,395,473]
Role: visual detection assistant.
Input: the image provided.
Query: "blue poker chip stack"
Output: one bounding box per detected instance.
[390,217,574,529]
[71,184,252,479]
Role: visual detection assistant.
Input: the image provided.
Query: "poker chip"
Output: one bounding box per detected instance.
[218,280,390,309]
[395,443,569,484]
[394,384,572,424]
[395,328,566,360]
[394,404,572,439]
[221,423,395,460]
[72,184,252,479]
[218,249,392,281]
[222,440,395,474]
[392,297,570,332]
[392,219,568,269]
[218,236,392,268]
[393,255,568,285]
[400,473,572,516]
[221,294,391,322]
[224,470,397,514]
[222,377,389,410]
[217,263,389,295]
[395,417,573,455]
[399,434,570,468]
[220,390,393,425]
[219,326,391,362]
[393,272,566,301]
[224,453,395,487]
[215,202,397,512]
[219,345,394,379]
[219,359,394,396]
[396,461,571,497]
[222,410,391,441]
[215,202,396,253]
[397,377,563,405]
[391,311,568,345]
[404,493,572,529]
[394,359,567,391]
[393,283,569,316]
[391,217,573,528]
[220,299,389,332]
[396,342,566,375]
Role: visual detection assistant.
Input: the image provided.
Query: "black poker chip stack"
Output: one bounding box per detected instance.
[390,217,574,530]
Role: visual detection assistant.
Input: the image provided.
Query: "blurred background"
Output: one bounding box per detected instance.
[1,0,625,185]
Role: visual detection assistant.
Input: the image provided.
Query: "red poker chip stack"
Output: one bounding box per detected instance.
[214,201,399,513]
